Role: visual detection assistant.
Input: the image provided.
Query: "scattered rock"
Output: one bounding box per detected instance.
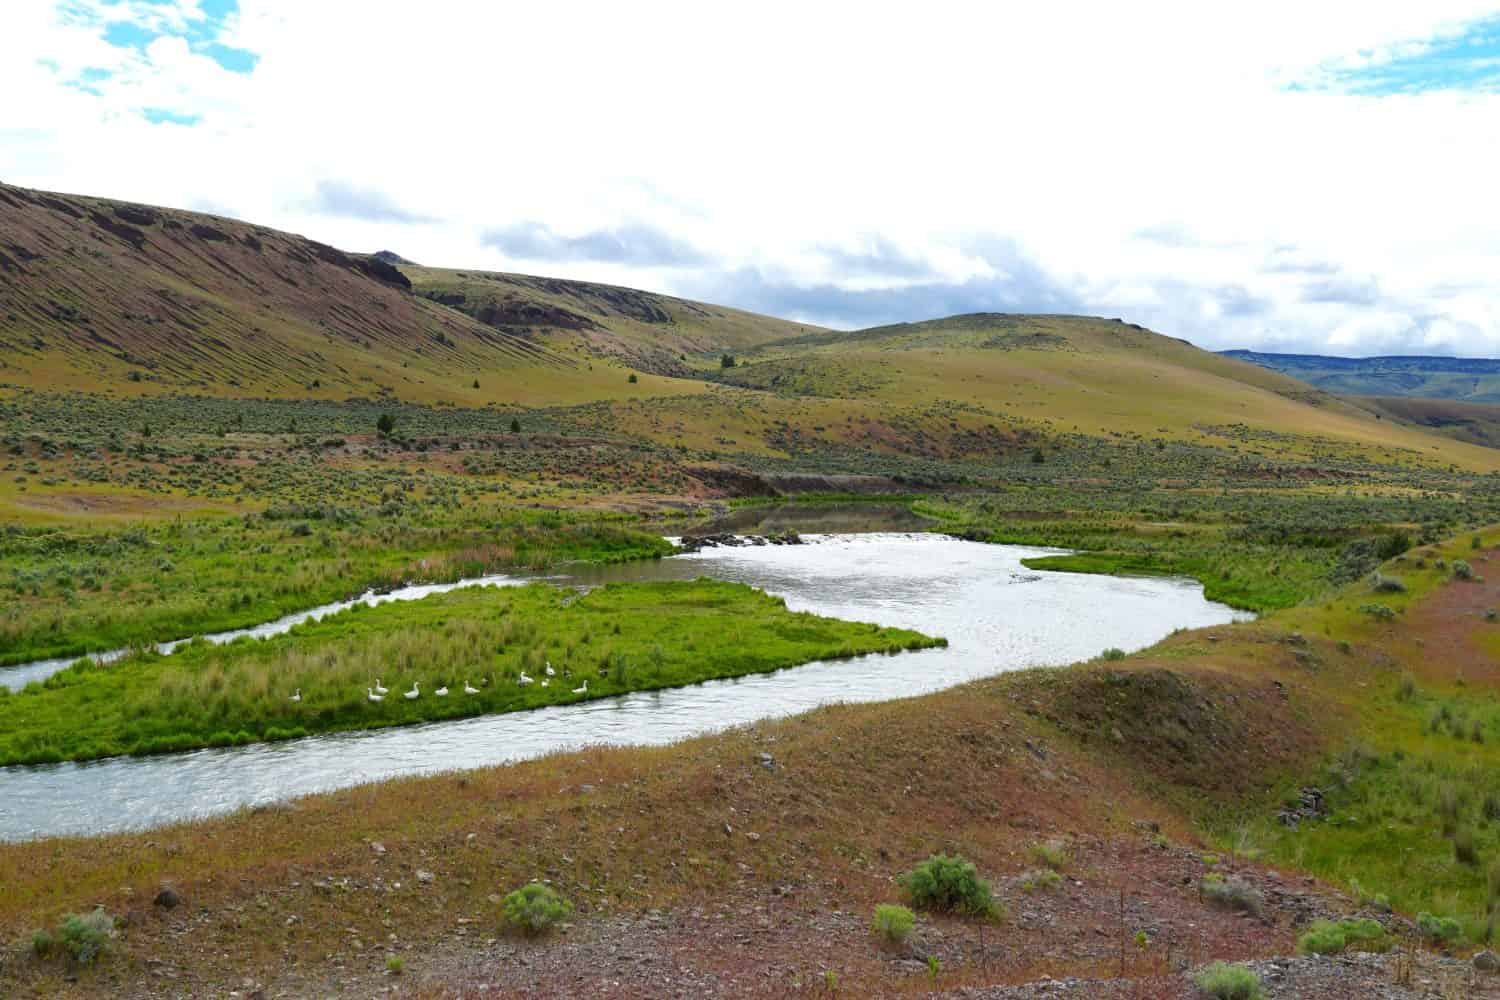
[153,886,181,909]
[1475,949,1500,972]
[1277,787,1327,829]
[370,841,387,856]
[417,870,434,885]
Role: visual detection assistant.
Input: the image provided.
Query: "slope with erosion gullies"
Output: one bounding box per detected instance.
[402,266,821,376]
[0,183,596,401]
[722,312,1500,471]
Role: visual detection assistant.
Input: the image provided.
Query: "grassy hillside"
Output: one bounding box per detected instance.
[1354,395,1500,449]
[4,182,1497,482]
[1224,349,1500,403]
[0,184,800,404]
[404,266,819,376]
[711,314,1500,472]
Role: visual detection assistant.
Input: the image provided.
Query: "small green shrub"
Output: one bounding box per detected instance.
[31,928,54,958]
[1370,572,1407,593]
[56,910,113,965]
[1296,918,1388,955]
[1200,875,1263,916]
[1020,868,1062,893]
[386,955,405,974]
[871,904,915,945]
[500,882,572,935]
[1029,839,1069,871]
[1416,911,1461,943]
[1101,647,1126,661]
[898,854,1001,918]
[1359,603,1397,621]
[1194,961,1263,1000]
[1454,560,1474,580]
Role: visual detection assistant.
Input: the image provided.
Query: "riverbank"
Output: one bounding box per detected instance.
[4,530,1500,996]
[0,580,939,766]
[0,509,674,667]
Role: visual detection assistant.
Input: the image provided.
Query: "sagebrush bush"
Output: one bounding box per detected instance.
[1416,911,1461,943]
[1029,839,1069,871]
[871,903,915,945]
[56,910,113,965]
[898,855,1001,918]
[500,882,572,935]
[1194,962,1263,1000]
[1370,572,1407,594]
[1101,647,1126,661]
[1296,918,1388,955]
[1020,869,1062,893]
[1454,560,1474,580]
[1200,874,1263,916]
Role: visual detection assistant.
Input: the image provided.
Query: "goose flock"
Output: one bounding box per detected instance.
[297,665,601,706]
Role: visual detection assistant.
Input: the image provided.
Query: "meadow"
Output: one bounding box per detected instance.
[1,507,672,666]
[0,579,940,765]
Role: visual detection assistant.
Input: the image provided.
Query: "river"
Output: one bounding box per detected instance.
[0,529,1248,840]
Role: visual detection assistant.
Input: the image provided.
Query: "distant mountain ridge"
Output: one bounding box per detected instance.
[1223,349,1500,402]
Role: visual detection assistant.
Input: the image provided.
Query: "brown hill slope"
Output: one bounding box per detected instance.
[0,184,809,401]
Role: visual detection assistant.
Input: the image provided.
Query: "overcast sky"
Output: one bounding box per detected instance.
[6,2,1500,356]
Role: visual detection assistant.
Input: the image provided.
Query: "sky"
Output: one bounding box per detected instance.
[5,2,1500,356]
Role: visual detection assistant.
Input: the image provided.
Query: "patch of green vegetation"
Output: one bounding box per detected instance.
[1028,839,1069,870]
[30,910,113,966]
[0,580,942,764]
[921,489,1488,613]
[870,903,915,945]
[500,883,572,936]
[898,854,1002,919]
[0,507,672,666]
[1296,917,1389,955]
[1199,873,1264,916]
[1193,961,1263,1000]
[1248,687,1500,943]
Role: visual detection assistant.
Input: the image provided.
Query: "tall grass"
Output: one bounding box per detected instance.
[0,580,942,765]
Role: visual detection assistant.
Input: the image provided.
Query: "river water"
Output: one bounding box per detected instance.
[0,531,1248,841]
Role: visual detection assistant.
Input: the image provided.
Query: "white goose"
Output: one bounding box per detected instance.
[289,688,302,703]
[463,679,480,695]
[572,679,588,695]
[367,687,384,702]
[544,661,555,677]
[373,678,389,696]
[541,678,550,687]
[517,672,533,686]
[435,684,449,697]
[405,681,420,700]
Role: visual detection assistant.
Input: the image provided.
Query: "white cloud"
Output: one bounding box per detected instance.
[5,1,1500,355]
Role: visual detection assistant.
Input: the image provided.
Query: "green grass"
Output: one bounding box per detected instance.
[1243,684,1500,943]
[0,507,672,667]
[0,579,943,764]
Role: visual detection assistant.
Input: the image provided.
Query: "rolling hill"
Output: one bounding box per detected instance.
[3,182,1499,475]
[706,314,1500,471]
[1223,349,1500,402]
[0,183,809,404]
